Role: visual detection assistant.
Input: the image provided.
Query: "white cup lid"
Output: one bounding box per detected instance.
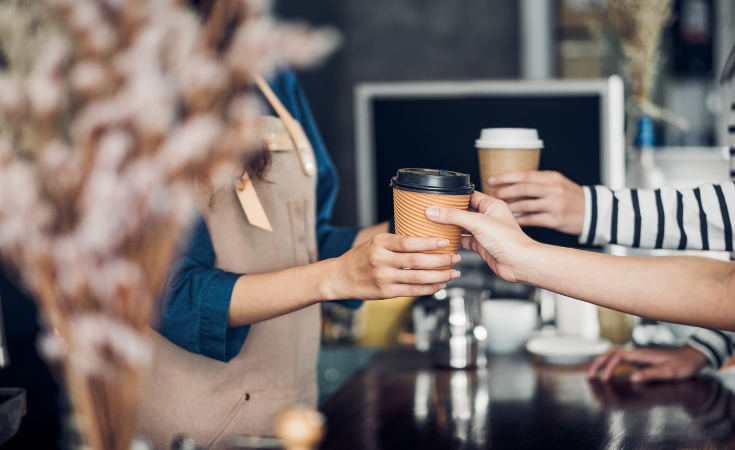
[475,128,544,149]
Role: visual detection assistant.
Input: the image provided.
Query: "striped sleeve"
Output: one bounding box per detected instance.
[579,183,735,251]
[685,328,735,369]
[730,101,735,179]
[727,99,735,260]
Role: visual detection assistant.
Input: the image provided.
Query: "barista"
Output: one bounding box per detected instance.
[136,67,458,449]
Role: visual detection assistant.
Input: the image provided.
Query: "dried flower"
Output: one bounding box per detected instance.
[68,313,153,376]
[0,1,340,449]
[70,60,108,98]
[0,76,25,118]
[584,0,674,104]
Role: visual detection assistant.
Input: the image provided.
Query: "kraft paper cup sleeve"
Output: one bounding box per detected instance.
[477,148,541,196]
[393,188,470,268]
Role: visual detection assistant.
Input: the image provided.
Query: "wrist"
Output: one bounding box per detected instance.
[317,258,343,301]
[682,344,710,370]
[509,240,548,284]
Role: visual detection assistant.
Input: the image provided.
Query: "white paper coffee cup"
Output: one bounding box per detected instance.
[475,128,543,196]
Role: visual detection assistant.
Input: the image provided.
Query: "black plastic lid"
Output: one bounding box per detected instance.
[390,168,474,195]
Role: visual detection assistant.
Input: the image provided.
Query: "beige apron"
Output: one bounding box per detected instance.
[137,87,321,449]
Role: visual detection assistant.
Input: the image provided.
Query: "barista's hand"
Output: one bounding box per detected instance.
[587,346,709,383]
[326,233,460,301]
[425,192,536,283]
[489,171,585,236]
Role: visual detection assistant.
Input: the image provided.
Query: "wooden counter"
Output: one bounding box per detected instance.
[320,347,735,449]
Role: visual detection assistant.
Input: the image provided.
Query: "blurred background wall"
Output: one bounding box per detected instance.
[276,0,520,226]
[275,0,735,227]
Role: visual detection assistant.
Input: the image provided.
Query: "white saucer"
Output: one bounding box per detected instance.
[526,336,612,365]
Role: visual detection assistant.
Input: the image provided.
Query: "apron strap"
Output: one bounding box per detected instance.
[234,172,274,232]
[253,74,318,177]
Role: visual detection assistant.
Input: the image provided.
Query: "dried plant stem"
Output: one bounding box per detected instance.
[0,1,341,449]
[606,0,673,104]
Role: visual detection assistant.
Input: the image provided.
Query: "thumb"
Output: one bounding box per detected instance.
[629,365,677,383]
[425,206,487,235]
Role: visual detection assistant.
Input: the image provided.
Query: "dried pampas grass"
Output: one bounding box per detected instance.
[604,0,674,104]
[0,1,339,449]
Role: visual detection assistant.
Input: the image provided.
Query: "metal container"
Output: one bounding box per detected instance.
[0,294,9,369]
[412,287,488,369]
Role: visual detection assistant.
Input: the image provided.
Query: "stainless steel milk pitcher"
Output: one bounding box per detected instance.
[412,287,488,369]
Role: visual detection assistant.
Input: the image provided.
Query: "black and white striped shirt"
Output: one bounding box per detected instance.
[579,182,735,369]
[579,183,735,251]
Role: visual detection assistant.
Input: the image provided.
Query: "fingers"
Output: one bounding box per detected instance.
[426,199,506,236]
[600,351,625,381]
[588,348,620,379]
[493,183,553,201]
[603,349,664,366]
[377,233,450,253]
[489,170,560,186]
[629,365,677,384]
[588,348,687,384]
[469,191,503,213]
[460,235,487,258]
[459,235,475,251]
[425,205,483,231]
[393,252,460,270]
[394,268,459,285]
[508,199,549,215]
[514,213,564,230]
[488,171,541,185]
[393,283,447,298]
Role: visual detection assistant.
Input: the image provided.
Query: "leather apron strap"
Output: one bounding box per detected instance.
[235,75,318,232]
[252,73,317,177]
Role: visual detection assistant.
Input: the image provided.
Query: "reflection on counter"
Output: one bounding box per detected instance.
[413,288,487,369]
[317,346,378,406]
[321,348,735,450]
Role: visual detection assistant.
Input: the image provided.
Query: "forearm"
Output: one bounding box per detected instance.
[516,243,735,330]
[227,258,339,327]
[228,233,457,327]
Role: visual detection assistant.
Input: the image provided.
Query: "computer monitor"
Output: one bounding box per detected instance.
[354,77,625,250]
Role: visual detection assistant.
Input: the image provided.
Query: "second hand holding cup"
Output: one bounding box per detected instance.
[476,128,543,200]
[391,168,474,270]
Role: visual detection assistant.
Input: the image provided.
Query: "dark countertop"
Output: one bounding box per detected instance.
[320,347,735,450]
[318,346,379,406]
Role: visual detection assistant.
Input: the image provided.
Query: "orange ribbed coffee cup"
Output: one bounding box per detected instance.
[475,128,544,199]
[391,168,474,269]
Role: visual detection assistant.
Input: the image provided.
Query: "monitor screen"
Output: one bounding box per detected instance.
[371,95,601,249]
[356,78,625,251]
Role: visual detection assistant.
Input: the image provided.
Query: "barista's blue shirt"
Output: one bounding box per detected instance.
[159,68,361,362]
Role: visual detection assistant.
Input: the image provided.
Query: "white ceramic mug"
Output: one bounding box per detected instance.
[481,300,538,354]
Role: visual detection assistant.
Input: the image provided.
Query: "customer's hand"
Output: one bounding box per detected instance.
[587,346,709,383]
[328,233,461,301]
[424,192,536,283]
[489,171,585,235]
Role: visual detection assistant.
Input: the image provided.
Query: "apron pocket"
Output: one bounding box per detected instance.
[201,392,249,449]
[202,380,316,449]
[288,199,314,266]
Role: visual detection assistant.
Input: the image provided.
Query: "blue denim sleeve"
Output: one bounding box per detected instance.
[158,215,250,362]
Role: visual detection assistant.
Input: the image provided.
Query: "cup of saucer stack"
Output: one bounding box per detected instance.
[475,128,543,198]
[391,168,474,268]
